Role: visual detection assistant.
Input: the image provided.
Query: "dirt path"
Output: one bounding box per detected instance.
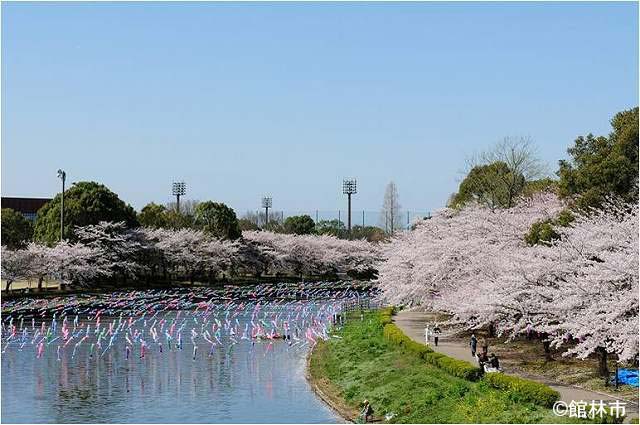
[394,310,639,418]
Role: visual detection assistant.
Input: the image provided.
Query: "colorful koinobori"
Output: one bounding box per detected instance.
[1,282,379,362]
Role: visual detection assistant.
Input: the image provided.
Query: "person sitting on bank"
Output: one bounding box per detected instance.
[489,353,500,370]
[360,399,374,423]
[477,352,489,371]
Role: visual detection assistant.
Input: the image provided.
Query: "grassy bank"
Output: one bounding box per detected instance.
[309,310,586,424]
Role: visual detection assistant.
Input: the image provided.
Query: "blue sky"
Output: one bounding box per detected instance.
[2,2,638,215]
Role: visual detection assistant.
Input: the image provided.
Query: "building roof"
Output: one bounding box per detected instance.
[1,197,52,214]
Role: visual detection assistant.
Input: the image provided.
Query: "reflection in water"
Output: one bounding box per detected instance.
[2,305,342,423]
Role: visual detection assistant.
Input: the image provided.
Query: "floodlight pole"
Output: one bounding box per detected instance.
[342,179,357,234]
[262,196,272,225]
[172,181,187,214]
[347,194,352,231]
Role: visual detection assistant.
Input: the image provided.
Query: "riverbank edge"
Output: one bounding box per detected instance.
[306,345,356,424]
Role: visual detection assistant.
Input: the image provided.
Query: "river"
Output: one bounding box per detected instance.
[1,283,370,423]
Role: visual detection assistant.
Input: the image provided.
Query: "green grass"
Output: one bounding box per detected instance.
[310,311,590,424]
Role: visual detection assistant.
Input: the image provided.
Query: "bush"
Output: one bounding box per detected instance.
[483,372,560,407]
[380,307,394,325]
[382,319,481,381]
[423,350,481,381]
[433,356,482,381]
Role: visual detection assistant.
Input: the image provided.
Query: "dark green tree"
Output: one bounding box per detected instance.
[525,203,575,246]
[263,220,284,233]
[450,161,526,209]
[315,219,347,238]
[164,210,195,230]
[526,107,638,246]
[350,225,388,243]
[283,215,316,235]
[33,181,138,245]
[194,201,241,240]
[1,208,33,249]
[238,218,259,231]
[521,178,559,198]
[138,203,168,228]
[558,107,638,209]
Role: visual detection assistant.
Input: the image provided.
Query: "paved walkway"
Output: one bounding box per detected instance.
[394,310,639,418]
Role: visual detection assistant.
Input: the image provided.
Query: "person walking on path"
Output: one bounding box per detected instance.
[424,326,430,346]
[433,324,441,347]
[470,334,478,356]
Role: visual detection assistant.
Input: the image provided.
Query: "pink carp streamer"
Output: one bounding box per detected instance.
[1,282,376,364]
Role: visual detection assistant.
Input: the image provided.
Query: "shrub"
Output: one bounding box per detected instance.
[380,308,394,325]
[433,356,482,381]
[424,351,445,363]
[382,320,481,381]
[483,372,560,407]
[379,311,481,381]
[422,350,481,381]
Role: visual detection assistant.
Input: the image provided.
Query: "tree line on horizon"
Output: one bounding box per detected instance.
[2,180,405,249]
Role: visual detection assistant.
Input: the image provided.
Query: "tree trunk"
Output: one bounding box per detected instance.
[598,347,609,378]
[541,333,553,361]
[543,340,553,361]
[38,277,44,291]
[488,323,496,337]
[5,280,12,291]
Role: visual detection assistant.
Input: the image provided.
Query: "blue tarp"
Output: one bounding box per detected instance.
[617,368,639,387]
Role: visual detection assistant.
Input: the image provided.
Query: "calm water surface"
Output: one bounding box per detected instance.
[1,289,349,423]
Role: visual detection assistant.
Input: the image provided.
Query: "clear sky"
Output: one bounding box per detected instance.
[2,2,638,215]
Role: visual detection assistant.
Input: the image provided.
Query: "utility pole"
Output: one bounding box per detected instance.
[57,169,66,241]
[172,181,186,214]
[262,196,272,225]
[342,179,357,234]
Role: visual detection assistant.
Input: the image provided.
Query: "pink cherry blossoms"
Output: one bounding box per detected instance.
[377,192,638,361]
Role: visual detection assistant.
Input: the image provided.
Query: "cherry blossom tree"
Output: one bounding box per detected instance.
[377,192,563,310]
[25,242,54,290]
[242,231,379,277]
[74,221,146,281]
[1,247,32,291]
[4,221,379,287]
[483,199,638,369]
[378,191,638,367]
[143,228,238,283]
[46,241,103,288]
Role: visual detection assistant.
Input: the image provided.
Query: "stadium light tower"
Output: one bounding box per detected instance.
[262,196,272,225]
[57,169,66,241]
[172,181,187,213]
[342,179,357,234]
